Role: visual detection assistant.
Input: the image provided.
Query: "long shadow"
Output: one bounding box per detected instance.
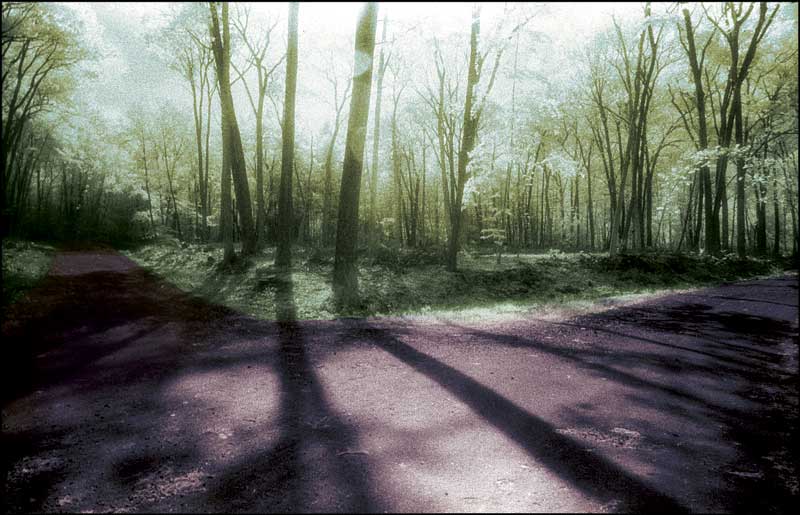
[441,319,757,419]
[1,262,237,405]
[203,270,382,513]
[578,299,797,343]
[568,294,799,514]
[439,291,798,513]
[551,319,791,378]
[3,250,382,513]
[347,321,688,513]
[562,298,797,371]
[554,310,788,367]
[2,268,165,405]
[2,257,210,512]
[683,293,799,308]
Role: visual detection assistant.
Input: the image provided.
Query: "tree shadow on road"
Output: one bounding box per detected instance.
[202,269,382,512]
[440,291,798,514]
[560,298,799,514]
[2,268,172,405]
[2,254,383,513]
[340,318,689,513]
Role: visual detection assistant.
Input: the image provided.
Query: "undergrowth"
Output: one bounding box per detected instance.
[1,238,56,306]
[123,239,793,322]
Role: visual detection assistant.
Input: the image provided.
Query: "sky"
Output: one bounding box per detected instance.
[61,2,646,134]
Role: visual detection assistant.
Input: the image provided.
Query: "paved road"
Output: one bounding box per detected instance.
[2,250,798,513]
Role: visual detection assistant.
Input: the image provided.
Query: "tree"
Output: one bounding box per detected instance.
[367,16,390,249]
[232,6,283,248]
[1,3,85,235]
[333,2,378,307]
[445,7,505,270]
[677,5,716,254]
[208,1,257,259]
[275,1,299,268]
[157,3,217,242]
[703,1,779,257]
[389,59,408,246]
[128,108,157,236]
[589,4,665,256]
[320,55,351,248]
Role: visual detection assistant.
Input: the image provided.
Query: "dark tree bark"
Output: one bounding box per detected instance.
[232,12,282,250]
[321,75,350,248]
[209,2,257,257]
[275,2,299,267]
[368,16,389,249]
[333,2,378,307]
[680,6,716,254]
[772,173,780,258]
[705,2,779,257]
[446,7,502,270]
[390,85,404,246]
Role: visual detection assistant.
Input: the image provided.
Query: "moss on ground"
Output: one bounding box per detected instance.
[2,239,56,306]
[123,240,793,322]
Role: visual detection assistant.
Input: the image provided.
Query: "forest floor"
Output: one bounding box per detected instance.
[2,247,798,513]
[122,239,791,321]
[1,238,56,306]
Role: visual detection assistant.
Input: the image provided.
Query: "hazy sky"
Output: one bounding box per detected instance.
[62,2,645,133]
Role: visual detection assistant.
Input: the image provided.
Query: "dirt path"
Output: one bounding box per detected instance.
[2,250,798,513]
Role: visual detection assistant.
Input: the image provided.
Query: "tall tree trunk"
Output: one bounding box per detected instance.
[587,158,595,251]
[190,77,207,243]
[734,91,747,257]
[755,185,767,255]
[420,145,427,245]
[255,81,266,249]
[721,183,729,250]
[322,120,341,247]
[391,100,403,246]
[209,2,256,258]
[333,2,378,306]
[220,127,234,263]
[140,137,156,236]
[204,79,214,241]
[447,7,493,271]
[275,2,299,267]
[368,16,388,249]
[645,163,653,248]
[782,164,798,255]
[575,174,581,249]
[682,1,717,256]
[772,173,780,258]
[608,161,625,256]
[694,170,704,252]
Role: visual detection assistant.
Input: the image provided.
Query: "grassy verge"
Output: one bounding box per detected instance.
[2,238,56,306]
[123,239,794,322]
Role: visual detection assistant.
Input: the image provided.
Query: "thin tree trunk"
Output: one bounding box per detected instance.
[140,137,156,236]
[209,2,257,258]
[772,172,780,258]
[368,16,388,249]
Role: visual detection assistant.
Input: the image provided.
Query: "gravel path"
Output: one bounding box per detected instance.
[2,250,797,513]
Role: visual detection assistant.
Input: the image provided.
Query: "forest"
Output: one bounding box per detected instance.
[2,3,799,513]
[2,1,798,310]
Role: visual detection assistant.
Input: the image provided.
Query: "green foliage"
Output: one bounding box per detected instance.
[1,239,55,306]
[366,245,442,270]
[125,243,790,322]
[586,252,781,286]
[2,3,797,263]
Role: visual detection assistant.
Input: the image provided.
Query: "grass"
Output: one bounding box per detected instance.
[123,238,793,323]
[1,238,56,306]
